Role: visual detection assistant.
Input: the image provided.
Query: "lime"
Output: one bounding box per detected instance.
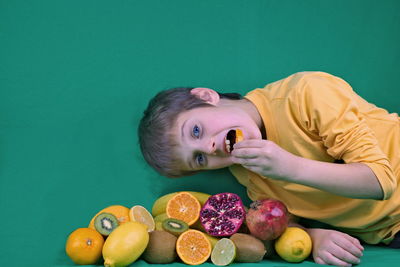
[211,238,236,266]
[129,205,155,232]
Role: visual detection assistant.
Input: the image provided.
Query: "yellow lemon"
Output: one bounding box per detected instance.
[275,227,312,263]
[103,221,149,267]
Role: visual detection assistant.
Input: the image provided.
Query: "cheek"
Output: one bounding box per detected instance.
[245,122,262,139]
[208,156,233,169]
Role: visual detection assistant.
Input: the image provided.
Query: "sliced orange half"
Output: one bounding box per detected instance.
[166,192,201,226]
[176,229,212,265]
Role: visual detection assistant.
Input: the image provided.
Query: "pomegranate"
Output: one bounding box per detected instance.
[200,192,246,237]
[246,198,289,241]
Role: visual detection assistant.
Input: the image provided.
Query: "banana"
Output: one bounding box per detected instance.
[154,213,169,231]
[151,191,211,217]
[203,233,220,249]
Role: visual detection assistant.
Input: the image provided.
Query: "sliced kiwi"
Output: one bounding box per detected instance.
[94,212,119,236]
[162,218,188,236]
[230,233,266,263]
[142,230,177,263]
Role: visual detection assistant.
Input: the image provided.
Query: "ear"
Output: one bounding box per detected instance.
[190,87,220,105]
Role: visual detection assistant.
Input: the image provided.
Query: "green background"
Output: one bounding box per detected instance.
[1,0,399,266]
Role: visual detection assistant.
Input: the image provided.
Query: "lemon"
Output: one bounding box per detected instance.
[275,227,312,263]
[129,205,155,232]
[103,221,149,267]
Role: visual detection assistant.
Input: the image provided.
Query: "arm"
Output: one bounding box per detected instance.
[232,140,384,200]
[288,218,364,267]
[234,72,393,200]
[291,154,383,199]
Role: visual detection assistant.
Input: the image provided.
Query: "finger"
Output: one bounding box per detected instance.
[350,238,364,252]
[233,139,266,149]
[334,236,363,258]
[331,242,361,265]
[231,157,259,166]
[322,252,352,267]
[239,164,264,174]
[231,148,261,158]
[314,257,327,265]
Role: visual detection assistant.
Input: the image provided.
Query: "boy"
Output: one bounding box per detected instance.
[139,71,400,266]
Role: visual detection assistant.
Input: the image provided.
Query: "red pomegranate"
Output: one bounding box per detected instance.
[200,192,246,237]
[246,198,289,241]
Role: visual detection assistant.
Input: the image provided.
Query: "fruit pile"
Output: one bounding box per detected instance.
[65,191,312,266]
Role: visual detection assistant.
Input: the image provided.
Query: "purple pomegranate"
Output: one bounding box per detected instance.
[200,192,246,237]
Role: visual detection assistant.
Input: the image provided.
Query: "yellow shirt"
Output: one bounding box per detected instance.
[230,71,400,244]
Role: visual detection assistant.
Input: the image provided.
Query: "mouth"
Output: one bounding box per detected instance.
[224,129,243,153]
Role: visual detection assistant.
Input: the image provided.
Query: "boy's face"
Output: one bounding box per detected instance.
[171,90,262,172]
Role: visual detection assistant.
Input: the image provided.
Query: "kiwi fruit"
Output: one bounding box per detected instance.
[162,218,189,236]
[94,212,119,236]
[142,230,177,263]
[230,233,266,262]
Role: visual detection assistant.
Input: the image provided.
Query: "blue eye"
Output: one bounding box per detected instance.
[192,125,200,138]
[196,153,205,166]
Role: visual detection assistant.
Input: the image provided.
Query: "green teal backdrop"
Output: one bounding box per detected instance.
[0,0,399,266]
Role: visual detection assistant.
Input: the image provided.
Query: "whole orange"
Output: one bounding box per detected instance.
[65,227,104,265]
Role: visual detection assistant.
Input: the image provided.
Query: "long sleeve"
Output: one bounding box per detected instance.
[296,72,396,199]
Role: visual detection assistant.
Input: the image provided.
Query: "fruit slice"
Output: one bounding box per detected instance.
[225,129,244,153]
[211,238,236,266]
[200,192,246,236]
[162,218,189,236]
[94,213,119,236]
[88,205,130,229]
[166,192,201,226]
[152,191,211,217]
[275,227,312,263]
[176,229,212,265]
[235,129,244,143]
[129,205,155,232]
[65,228,104,265]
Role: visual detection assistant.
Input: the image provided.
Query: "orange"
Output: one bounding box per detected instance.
[236,129,244,142]
[176,229,212,265]
[166,192,201,226]
[88,205,130,229]
[65,227,104,265]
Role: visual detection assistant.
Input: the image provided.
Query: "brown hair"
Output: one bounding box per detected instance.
[138,87,242,178]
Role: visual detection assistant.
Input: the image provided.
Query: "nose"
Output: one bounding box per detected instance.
[200,139,217,155]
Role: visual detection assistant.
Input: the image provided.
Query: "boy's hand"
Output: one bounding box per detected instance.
[307,228,364,267]
[231,139,297,180]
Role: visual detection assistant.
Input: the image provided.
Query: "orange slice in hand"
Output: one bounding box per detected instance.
[176,229,212,265]
[236,129,244,143]
[166,192,201,226]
